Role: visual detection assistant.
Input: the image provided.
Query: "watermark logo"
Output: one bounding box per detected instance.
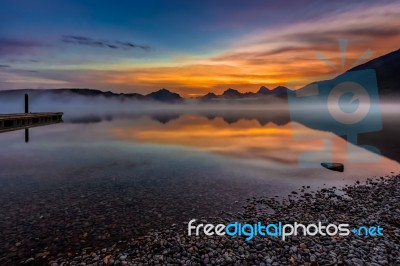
[188,219,384,241]
[286,39,382,167]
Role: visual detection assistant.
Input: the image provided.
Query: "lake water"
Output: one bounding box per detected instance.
[0,110,399,262]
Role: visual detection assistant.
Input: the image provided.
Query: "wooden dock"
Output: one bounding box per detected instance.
[0,112,63,133]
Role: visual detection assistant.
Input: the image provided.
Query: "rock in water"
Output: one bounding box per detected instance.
[321,162,344,172]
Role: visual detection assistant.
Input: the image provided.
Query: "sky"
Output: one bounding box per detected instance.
[0,0,399,96]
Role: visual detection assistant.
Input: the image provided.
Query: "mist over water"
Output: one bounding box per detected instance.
[1,91,396,120]
[0,92,289,121]
[0,93,399,263]
[1,93,398,163]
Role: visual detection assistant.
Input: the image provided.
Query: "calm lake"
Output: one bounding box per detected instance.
[0,110,399,261]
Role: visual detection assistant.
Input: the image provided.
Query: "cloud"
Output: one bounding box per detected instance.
[0,64,10,68]
[210,2,400,71]
[0,38,44,56]
[61,35,151,51]
[2,2,399,96]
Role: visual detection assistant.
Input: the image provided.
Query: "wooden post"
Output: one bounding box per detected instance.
[25,94,29,114]
[25,128,29,143]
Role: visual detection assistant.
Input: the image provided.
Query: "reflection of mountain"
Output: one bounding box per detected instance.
[212,108,400,163]
[354,113,400,163]
[66,109,291,127]
[69,115,103,124]
[192,109,291,126]
[286,109,400,163]
[291,49,400,163]
[149,113,181,124]
[66,108,399,163]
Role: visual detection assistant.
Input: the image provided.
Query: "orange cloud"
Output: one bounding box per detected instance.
[3,2,399,96]
[96,2,400,96]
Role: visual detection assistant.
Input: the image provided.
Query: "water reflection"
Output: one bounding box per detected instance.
[0,112,63,143]
[25,128,29,143]
[0,110,398,262]
[65,109,399,163]
[108,114,399,174]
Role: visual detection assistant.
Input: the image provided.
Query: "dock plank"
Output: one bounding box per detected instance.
[0,112,63,120]
[0,112,63,132]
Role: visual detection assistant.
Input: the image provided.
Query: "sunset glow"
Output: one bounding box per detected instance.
[1,1,400,96]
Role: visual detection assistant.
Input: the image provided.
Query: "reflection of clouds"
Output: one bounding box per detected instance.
[109,115,361,165]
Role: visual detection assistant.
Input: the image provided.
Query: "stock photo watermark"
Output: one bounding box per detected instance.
[286,39,382,168]
[188,220,384,241]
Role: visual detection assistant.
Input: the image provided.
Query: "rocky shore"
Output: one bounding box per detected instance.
[46,174,400,266]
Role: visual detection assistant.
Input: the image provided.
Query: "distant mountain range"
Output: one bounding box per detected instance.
[0,88,183,103]
[0,85,291,103]
[0,48,399,102]
[198,86,291,101]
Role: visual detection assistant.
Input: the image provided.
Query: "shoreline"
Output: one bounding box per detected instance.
[46,174,400,266]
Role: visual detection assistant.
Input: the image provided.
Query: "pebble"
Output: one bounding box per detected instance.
[6,175,400,266]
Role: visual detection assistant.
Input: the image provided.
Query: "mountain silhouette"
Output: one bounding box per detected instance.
[199,92,218,101]
[270,86,290,97]
[0,88,183,103]
[347,48,400,98]
[145,88,183,102]
[294,48,400,99]
[221,88,243,99]
[199,86,291,101]
[257,86,270,95]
